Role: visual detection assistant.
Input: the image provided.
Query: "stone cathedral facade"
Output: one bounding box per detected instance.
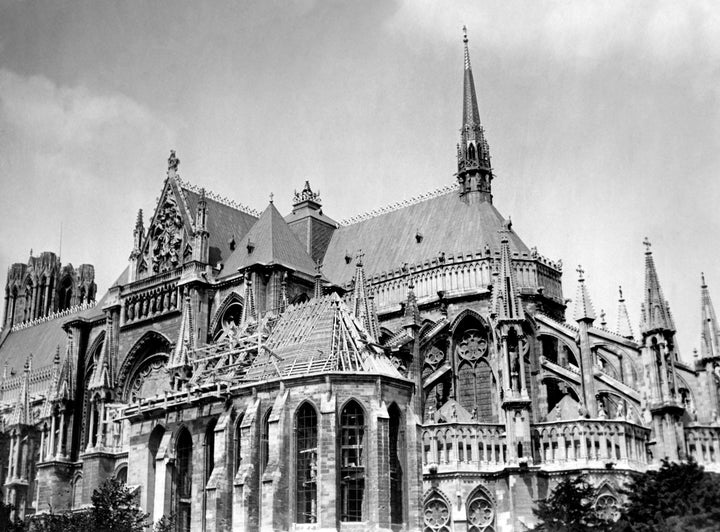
[1,31,720,532]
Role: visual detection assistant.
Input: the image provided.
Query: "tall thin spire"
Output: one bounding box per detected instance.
[457,26,493,203]
[573,265,596,323]
[616,285,634,339]
[700,273,720,359]
[640,238,675,334]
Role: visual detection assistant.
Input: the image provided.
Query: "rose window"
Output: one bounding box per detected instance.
[426,347,445,368]
[457,330,487,363]
[467,496,495,532]
[595,494,620,522]
[423,496,451,532]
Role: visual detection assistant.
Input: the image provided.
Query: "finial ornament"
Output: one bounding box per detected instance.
[269,192,274,204]
[355,249,365,267]
[702,272,707,287]
[462,25,468,43]
[168,150,180,175]
[643,237,652,254]
[618,285,624,301]
[576,265,585,281]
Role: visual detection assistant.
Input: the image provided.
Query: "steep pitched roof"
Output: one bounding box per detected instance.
[322,190,529,285]
[244,293,402,381]
[0,314,72,377]
[223,202,318,277]
[181,186,257,266]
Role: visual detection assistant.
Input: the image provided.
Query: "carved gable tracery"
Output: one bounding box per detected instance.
[138,185,193,279]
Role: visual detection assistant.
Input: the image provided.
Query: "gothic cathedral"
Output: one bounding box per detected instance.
[1,30,719,532]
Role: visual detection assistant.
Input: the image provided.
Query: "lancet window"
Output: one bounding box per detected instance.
[340,400,365,522]
[389,403,403,524]
[295,402,318,524]
[176,428,193,532]
[261,408,272,474]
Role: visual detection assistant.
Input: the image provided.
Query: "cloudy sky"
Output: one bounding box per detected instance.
[0,0,718,357]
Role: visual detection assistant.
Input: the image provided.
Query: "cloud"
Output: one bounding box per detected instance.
[387,1,720,66]
[0,69,175,294]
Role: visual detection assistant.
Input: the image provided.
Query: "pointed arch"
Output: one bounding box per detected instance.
[174,426,193,532]
[118,331,172,401]
[423,488,452,532]
[388,402,404,525]
[295,401,318,524]
[452,310,496,421]
[146,424,166,523]
[340,399,365,522]
[466,485,496,532]
[209,291,244,340]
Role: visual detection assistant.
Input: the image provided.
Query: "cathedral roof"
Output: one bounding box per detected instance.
[224,201,318,277]
[244,293,402,381]
[322,190,529,285]
[181,185,257,266]
[0,315,71,378]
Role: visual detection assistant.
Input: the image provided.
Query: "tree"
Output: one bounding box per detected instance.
[153,513,176,532]
[90,478,149,532]
[28,478,147,532]
[533,475,612,531]
[614,459,720,532]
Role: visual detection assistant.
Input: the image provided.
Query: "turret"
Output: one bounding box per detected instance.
[192,188,210,263]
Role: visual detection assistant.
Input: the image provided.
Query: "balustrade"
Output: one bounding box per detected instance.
[685,426,720,467]
[421,419,650,474]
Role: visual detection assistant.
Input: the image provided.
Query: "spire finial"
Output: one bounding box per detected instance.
[618,285,624,301]
[355,249,364,267]
[702,272,707,288]
[643,237,652,254]
[168,150,180,176]
[463,26,471,70]
[576,264,585,282]
[269,192,274,204]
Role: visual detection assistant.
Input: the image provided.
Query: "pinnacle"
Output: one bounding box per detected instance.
[573,265,596,323]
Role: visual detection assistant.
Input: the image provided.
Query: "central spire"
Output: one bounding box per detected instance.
[457,26,493,203]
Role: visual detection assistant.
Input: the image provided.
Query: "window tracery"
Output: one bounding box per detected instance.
[595,493,620,522]
[295,403,318,524]
[467,491,495,532]
[340,400,365,522]
[423,492,451,532]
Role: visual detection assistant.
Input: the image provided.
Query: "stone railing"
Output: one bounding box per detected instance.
[685,426,720,470]
[533,419,650,469]
[122,282,180,325]
[422,423,507,472]
[421,419,650,474]
[10,301,96,331]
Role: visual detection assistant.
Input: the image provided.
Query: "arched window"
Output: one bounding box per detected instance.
[389,403,403,524]
[261,409,272,474]
[467,489,495,531]
[59,276,73,311]
[468,143,476,161]
[115,465,128,485]
[72,474,84,509]
[205,419,217,483]
[595,492,620,522]
[340,400,365,522]
[295,402,318,524]
[147,425,165,523]
[423,491,451,532]
[176,428,193,532]
[233,414,244,476]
